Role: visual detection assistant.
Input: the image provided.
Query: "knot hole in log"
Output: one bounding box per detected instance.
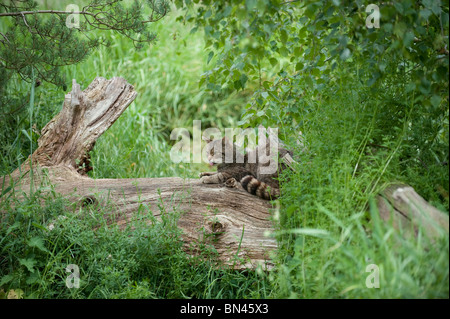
[81,195,98,207]
[205,217,228,239]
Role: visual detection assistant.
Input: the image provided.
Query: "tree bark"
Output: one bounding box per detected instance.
[1,77,277,270]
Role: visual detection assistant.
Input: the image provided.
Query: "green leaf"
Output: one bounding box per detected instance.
[419,77,431,94]
[419,8,432,21]
[21,129,32,142]
[237,118,250,126]
[19,258,37,273]
[223,6,232,17]
[393,22,407,38]
[280,28,288,44]
[239,74,248,88]
[0,274,14,287]
[207,51,214,64]
[27,236,49,253]
[403,31,415,48]
[405,82,416,93]
[198,76,206,88]
[393,1,404,14]
[430,95,441,108]
[1,186,12,198]
[26,272,39,285]
[269,57,278,67]
[204,25,213,37]
[423,0,442,16]
[305,76,313,88]
[6,222,20,236]
[279,47,289,57]
[32,222,48,232]
[245,0,258,11]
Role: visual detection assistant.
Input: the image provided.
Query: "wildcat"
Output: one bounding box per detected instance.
[199,136,292,200]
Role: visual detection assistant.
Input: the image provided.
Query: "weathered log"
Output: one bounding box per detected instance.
[1,77,277,270]
[376,184,449,240]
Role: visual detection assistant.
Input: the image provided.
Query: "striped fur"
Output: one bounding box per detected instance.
[240,175,280,200]
[200,136,290,200]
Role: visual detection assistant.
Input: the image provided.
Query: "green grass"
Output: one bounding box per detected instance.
[269,85,449,298]
[0,188,271,299]
[0,2,448,299]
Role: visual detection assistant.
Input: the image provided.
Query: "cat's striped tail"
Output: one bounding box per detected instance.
[240,175,280,200]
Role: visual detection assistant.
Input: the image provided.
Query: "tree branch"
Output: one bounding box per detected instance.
[0,9,166,23]
[0,10,88,17]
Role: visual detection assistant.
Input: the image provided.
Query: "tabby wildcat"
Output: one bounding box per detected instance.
[200,136,292,200]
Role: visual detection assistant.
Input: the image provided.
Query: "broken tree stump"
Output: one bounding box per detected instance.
[376,184,449,240]
[1,77,277,270]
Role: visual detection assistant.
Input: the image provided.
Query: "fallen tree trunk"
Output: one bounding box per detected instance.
[1,77,277,270]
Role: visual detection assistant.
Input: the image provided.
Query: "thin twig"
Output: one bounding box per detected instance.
[0,10,87,17]
[0,31,10,43]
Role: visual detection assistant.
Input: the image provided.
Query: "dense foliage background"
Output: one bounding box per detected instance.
[0,0,448,298]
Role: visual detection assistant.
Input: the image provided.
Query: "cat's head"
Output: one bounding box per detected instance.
[202,136,234,166]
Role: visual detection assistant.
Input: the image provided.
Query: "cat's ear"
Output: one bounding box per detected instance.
[202,135,212,143]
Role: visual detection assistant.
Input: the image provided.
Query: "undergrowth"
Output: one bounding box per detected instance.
[271,83,449,298]
[0,186,270,299]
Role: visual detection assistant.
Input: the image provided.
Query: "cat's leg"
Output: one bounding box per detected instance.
[225,178,238,188]
[199,171,216,177]
[200,173,222,184]
[200,172,232,184]
[225,178,247,192]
